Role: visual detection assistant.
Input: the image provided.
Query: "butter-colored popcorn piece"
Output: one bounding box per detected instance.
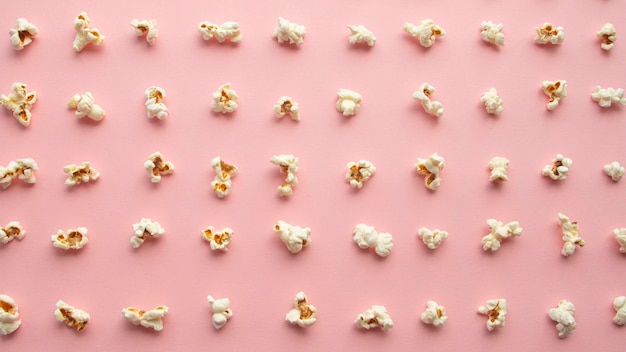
[67,92,105,121]
[542,154,572,181]
[144,152,174,183]
[477,298,507,331]
[198,21,242,43]
[613,228,626,253]
[481,88,503,116]
[73,12,105,52]
[347,25,376,46]
[285,291,317,328]
[353,224,393,257]
[336,89,362,116]
[558,213,584,257]
[535,22,565,45]
[201,226,233,252]
[548,300,576,338]
[597,23,616,50]
[613,296,626,325]
[345,160,375,189]
[480,21,504,46]
[131,218,164,249]
[413,83,443,117]
[417,227,448,249]
[274,220,311,254]
[273,17,305,46]
[51,228,89,250]
[542,80,567,110]
[0,294,21,335]
[414,153,445,190]
[9,18,38,50]
[210,156,237,198]
[404,19,446,48]
[0,82,38,126]
[145,86,169,119]
[130,19,158,45]
[54,300,90,331]
[488,156,509,182]
[63,162,100,186]
[122,306,168,331]
[211,83,238,114]
[482,219,522,251]
[0,221,25,245]
[273,96,300,121]
[207,296,233,330]
[270,154,299,196]
[420,300,447,327]
[591,86,625,108]
[355,305,393,331]
[605,162,625,182]
[0,158,38,189]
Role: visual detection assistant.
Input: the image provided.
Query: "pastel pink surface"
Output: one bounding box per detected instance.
[1,0,626,350]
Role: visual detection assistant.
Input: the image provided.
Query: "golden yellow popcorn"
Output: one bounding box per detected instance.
[63,162,100,186]
[202,226,233,251]
[54,300,90,331]
[144,152,174,183]
[0,82,38,126]
[51,228,89,250]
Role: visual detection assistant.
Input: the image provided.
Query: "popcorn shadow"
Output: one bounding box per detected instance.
[408,103,440,126]
[285,320,310,335]
[52,247,87,258]
[271,38,303,52]
[197,36,240,49]
[72,43,104,57]
[346,42,374,52]
[596,105,624,116]
[478,39,501,52]
[402,35,438,54]
[75,116,104,126]
[355,326,390,336]
[64,182,98,193]
[120,322,165,336]
[1,182,36,192]
[421,322,444,333]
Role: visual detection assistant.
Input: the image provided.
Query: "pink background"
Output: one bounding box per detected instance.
[1,0,626,350]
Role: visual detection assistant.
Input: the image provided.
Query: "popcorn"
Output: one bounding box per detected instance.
[270,154,299,196]
[273,96,300,121]
[54,300,90,331]
[210,157,237,198]
[613,228,626,253]
[477,299,507,331]
[488,157,509,182]
[0,294,21,335]
[597,23,616,50]
[480,21,504,46]
[0,158,38,189]
[201,226,233,252]
[273,17,305,45]
[0,82,38,126]
[0,221,25,245]
[336,89,362,116]
[207,296,233,330]
[558,213,584,257]
[535,22,565,45]
[9,18,38,50]
[413,83,443,117]
[122,306,168,331]
[51,227,89,250]
[420,300,447,327]
[145,86,169,119]
[285,292,317,328]
[481,219,522,251]
[353,224,393,257]
[347,25,376,46]
[210,83,238,114]
[542,80,567,110]
[414,153,445,190]
[144,152,175,183]
[131,218,165,248]
[548,300,576,338]
[355,305,393,331]
[345,160,376,189]
[604,162,625,182]
[403,19,446,48]
[73,12,105,52]
[198,21,242,43]
[542,154,572,180]
[130,19,158,45]
[417,227,448,249]
[67,92,105,121]
[274,220,311,254]
[63,162,100,186]
[613,296,626,325]
[591,86,625,108]
[481,88,503,116]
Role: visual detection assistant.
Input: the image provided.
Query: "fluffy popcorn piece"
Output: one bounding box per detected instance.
[211,83,238,114]
[597,23,616,51]
[481,88,503,116]
[591,86,625,108]
[273,17,305,46]
[605,162,625,182]
[420,301,447,327]
[9,18,39,50]
[51,228,89,250]
[207,296,233,330]
[131,218,165,249]
[345,160,375,189]
[488,157,509,182]
[542,80,567,110]
[613,228,626,253]
[0,158,38,189]
[274,220,311,254]
[201,226,233,252]
[270,154,299,196]
[336,89,362,116]
[0,221,25,245]
[355,305,393,331]
[198,21,242,43]
[63,162,100,186]
[54,300,90,331]
[535,22,565,45]
[67,92,105,121]
[73,12,105,52]
[286,292,317,328]
[273,96,300,121]
[477,298,507,331]
[548,300,576,338]
[558,213,584,257]
[0,82,38,126]
[0,294,21,335]
[145,86,169,119]
[353,224,393,257]
[347,24,376,46]
[130,19,158,45]
[144,152,174,183]
[480,21,504,46]
[413,83,443,117]
[613,296,626,325]
[210,157,237,198]
[482,219,522,251]
[417,227,448,249]
[122,306,168,331]
[542,154,572,180]
[414,153,445,190]
[403,19,446,48]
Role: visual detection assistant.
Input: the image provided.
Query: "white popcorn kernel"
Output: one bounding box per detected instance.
[403,19,446,48]
[353,224,393,257]
[274,220,311,254]
[477,299,507,331]
[535,22,565,45]
[481,219,522,251]
[273,96,300,121]
[355,305,393,332]
[122,306,168,331]
[613,296,626,325]
[0,221,25,245]
[210,83,238,114]
[613,228,626,253]
[145,86,169,119]
[144,152,174,183]
[286,292,317,328]
[597,23,616,50]
[51,228,89,250]
[210,157,237,198]
[548,300,576,338]
[273,17,305,46]
[605,162,625,182]
[207,296,233,330]
[201,226,233,252]
[347,24,376,46]
[420,301,447,327]
[0,294,21,335]
[542,154,572,181]
[591,86,625,108]
[130,19,158,45]
[481,88,503,116]
[54,300,90,331]
[336,89,362,116]
[542,80,567,110]
[413,83,443,117]
[488,157,509,182]
[480,21,504,46]
[417,227,448,250]
[131,218,165,249]
[0,158,39,189]
[63,162,100,186]
[345,160,375,189]
[73,12,105,52]
[67,92,105,121]
[9,18,38,50]
[270,154,299,196]
[0,82,38,126]
[198,21,242,43]
[558,213,584,257]
[414,153,445,190]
